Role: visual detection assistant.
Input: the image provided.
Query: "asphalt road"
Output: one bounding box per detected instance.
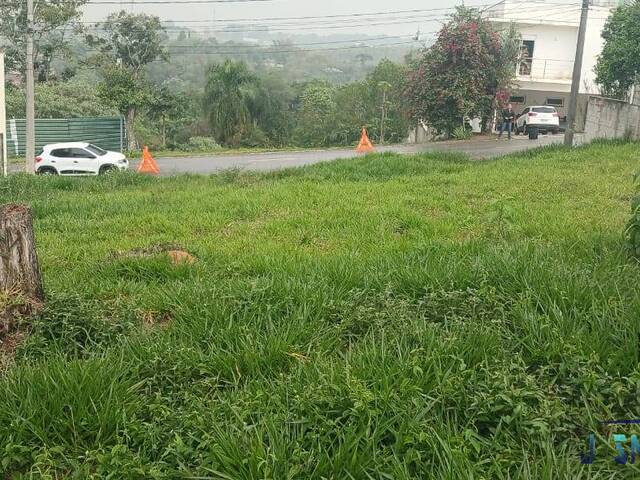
[9,133,575,176]
[137,134,570,176]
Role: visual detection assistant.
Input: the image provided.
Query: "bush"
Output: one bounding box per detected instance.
[183,136,223,152]
[626,175,640,256]
[452,126,473,140]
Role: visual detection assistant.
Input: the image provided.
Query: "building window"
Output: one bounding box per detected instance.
[546,97,564,107]
[519,40,535,76]
[509,95,526,104]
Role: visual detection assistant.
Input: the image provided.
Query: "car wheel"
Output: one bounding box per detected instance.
[99,165,116,175]
[37,167,58,176]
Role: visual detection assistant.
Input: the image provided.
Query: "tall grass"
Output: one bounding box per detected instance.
[1,142,639,478]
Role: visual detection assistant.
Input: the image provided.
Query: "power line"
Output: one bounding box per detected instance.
[86,0,276,3]
[77,5,582,35]
[78,5,491,23]
[163,35,414,49]
[77,1,579,25]
[161,40,421,55]
[82,38,423,59]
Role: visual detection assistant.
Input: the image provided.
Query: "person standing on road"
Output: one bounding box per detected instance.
[498,104,515,140]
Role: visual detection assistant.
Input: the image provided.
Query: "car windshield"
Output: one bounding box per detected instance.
[86,144,107,156]
[533,107,556,113]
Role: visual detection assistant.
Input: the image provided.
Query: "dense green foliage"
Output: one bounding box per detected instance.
[627,172,640,256]
[199,59,409,148]
[0,0,86,78]
[5,79,118,119]
[204,60,264,146]
[87,12,168,150]
[406,8,520,136]
[1,143,640,477]
[1,4,416,152]
[596,0,640,99]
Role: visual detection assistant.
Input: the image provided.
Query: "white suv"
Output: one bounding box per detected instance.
[35,142,129,176]
[515,106,560,135]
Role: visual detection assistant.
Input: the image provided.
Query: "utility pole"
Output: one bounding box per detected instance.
[379,81,391,145]
[380,89,387,144]
[25,0,35,173]
[0,50,7,177]
[564,0,589,147]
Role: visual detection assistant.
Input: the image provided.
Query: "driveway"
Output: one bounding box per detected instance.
[8,134,574,176]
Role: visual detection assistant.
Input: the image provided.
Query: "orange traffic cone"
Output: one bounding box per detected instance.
[356,127,375,153]
[137,146,160,175]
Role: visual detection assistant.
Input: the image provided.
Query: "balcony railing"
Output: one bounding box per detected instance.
[517,58,574,82]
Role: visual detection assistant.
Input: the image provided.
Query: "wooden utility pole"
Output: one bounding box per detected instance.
[0,204,44,303]
[379,81,391,145]
[380,89,387,144]
[25,0,36,173]
[564,0,590,147]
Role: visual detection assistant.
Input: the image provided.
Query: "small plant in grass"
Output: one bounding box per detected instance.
[485,197,517,238]
[626,173,640,257]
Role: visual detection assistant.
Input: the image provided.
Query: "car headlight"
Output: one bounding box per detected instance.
[118,159,128,164]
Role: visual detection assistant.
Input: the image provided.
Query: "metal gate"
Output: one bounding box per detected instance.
[7,117,124,156]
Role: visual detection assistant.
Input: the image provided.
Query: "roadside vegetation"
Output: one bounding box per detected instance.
[3,4,523,152]
[1,142,639,477]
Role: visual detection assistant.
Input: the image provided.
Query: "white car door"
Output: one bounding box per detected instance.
[49,148,76,175]
[69,147,99,175]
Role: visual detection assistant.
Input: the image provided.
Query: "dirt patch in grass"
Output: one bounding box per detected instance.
[0,288,42,371]
[138,309,173,332]
[0,330,28,371]
[111,244,197,265]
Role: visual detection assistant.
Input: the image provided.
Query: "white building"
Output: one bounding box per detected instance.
[487,0,621,126]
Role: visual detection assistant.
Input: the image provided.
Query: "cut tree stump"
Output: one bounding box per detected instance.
[0,204,44,335]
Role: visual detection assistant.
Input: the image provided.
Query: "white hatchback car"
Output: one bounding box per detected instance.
[35,142,129,175]
[515,106,561,135]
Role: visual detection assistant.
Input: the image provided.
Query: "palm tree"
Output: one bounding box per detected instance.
[204,60,259,146]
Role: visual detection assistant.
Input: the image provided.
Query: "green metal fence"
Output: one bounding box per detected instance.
[7,117,124,156]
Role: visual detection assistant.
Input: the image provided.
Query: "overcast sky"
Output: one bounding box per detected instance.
[82,0,488,37]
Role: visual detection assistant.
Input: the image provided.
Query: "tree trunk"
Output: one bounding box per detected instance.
[0,204,44,306]
[126,107,137,151]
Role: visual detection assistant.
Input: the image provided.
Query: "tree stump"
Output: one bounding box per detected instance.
[0,204,44,336]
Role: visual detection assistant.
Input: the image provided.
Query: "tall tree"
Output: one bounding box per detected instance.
[405,7,520,136]
[87,11,167,150]
[595,1,640,99]
[0,0,86,80]
[293,82,337,147]
[332,59,410,145]
[204,60,260,146]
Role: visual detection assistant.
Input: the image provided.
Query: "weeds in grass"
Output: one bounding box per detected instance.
[0,142,639,477]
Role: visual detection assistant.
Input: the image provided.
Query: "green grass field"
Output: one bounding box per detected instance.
[1,142,640,478]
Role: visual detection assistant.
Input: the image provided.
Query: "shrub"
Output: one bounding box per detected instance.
[626,174,640,256]
[452,126,473,140]
[183,136,223,152]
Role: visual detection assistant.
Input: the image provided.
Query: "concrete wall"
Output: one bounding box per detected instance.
[584,96,640,140]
